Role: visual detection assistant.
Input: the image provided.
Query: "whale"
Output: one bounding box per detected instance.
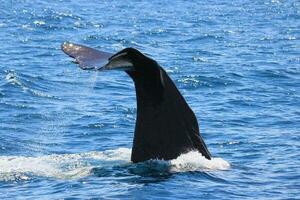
[61,42,211,163]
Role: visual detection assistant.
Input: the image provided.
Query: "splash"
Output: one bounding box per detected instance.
[0,148,229,181]
[170,151,230,172]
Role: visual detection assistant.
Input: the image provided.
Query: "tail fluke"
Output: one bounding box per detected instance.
[61,42,113,70]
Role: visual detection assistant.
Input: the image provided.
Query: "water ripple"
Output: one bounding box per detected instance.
[1,0,299,199]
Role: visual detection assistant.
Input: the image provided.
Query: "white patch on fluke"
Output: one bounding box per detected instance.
[109,52,127,60]
[0,148,229,181]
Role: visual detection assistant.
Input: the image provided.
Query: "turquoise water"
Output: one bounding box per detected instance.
[1,0,300,199]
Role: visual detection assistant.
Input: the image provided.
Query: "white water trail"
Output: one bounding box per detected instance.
[0,148,229,181]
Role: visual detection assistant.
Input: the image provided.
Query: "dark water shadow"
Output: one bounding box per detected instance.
[91,160,174,184]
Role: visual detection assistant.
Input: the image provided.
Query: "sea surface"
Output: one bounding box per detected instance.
[0,0,299,199]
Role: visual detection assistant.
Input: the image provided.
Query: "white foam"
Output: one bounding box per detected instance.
[170,151,230,172]
[33,20,46,25]
[0,148,229,181]
[0,148,131,181]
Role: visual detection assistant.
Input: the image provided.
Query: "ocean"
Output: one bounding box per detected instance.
[0,0,299,199]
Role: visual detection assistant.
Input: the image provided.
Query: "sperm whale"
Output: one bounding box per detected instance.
[62,42,211,163]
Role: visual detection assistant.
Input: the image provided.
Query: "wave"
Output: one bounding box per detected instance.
[0,148,229,181]
[4,70,56,99]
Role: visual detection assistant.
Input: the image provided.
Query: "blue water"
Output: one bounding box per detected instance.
[1,0,300,199]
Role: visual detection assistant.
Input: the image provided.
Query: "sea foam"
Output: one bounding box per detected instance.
[0,148,229,181]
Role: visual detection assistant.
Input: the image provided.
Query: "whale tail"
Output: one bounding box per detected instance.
[61,42,113,70]
[61,42,212,163]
